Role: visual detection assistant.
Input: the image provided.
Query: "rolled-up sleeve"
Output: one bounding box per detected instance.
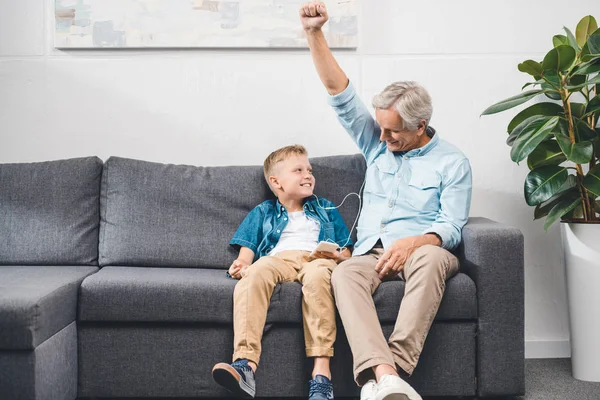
[230,205,264,254]
[328,81,383,164]
[424,158,472,250]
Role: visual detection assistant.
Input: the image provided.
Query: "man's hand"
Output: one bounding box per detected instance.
[228,259,250,279]
[312,247,352,264]
[375,234,441,280]
[299,1,328,32]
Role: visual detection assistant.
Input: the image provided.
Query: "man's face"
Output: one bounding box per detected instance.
[270,154,315,199]
[375,107,426,152]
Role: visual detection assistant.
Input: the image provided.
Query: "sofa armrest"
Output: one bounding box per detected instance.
[458,217,524,397]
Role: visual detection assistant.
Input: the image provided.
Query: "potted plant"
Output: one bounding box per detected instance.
[482,15,600,382]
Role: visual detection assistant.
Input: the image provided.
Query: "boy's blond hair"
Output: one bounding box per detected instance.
[263,144,308,195]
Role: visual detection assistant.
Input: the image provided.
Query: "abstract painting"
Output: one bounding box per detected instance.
[54,0,358,48]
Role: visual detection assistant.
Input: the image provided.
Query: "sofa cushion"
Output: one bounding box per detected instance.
[98,154,366,269]
[78,267,476,323]
[0,157,103,265]
[375,273,477,322]
[78,267,300,324]
[0,266,99,350]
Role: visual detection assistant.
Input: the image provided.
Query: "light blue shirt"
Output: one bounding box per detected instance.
[328,82,472,255]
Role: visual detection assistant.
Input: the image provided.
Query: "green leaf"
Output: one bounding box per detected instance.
[575,119,598,141]
[542,45,576,71]
[570,103,586,118]
[568,75,587,89]
[566,74,600,90]
[544,190,582,231]
[522,79,546,90]
[583,165,600,197]
[511,116,560,163]
[564,26,581,51]
[576,16,598,47]
[595,200,600,214]
[553,35,569,48]
[482,90,542,116]
[572,59,600,75]
[507,115,540,146]
[584,95,600,116]
[555,130,594,163]
[524,165,569,206]
[581,28,600,61]
[518,60,544,76]
[534,175,577,219]
[564,204,585,220]
[527,140,567,169]
[507,102,564,133]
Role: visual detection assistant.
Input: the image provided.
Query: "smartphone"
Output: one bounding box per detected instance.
[312,241,339,254]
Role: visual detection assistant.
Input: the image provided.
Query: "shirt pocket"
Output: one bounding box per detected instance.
[374,153,398,175]
[406,171,441,211]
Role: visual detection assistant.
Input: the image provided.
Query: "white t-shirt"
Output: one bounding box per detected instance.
[268,211,320,255]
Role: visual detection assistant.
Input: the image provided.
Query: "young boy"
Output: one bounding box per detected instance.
[212,145,353,400]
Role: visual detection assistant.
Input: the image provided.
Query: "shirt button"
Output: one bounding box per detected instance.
[381,223,385,228]
[284,218,288,221]
[388,203,393,208]
[277,230,281,233]
[404,156,408,160]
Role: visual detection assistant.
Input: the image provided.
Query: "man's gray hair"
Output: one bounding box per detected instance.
[372,81,433,131]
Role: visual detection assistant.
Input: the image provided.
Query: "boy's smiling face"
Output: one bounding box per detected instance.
[269,154,315,201]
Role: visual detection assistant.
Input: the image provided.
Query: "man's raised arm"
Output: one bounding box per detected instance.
[300,2,349,95]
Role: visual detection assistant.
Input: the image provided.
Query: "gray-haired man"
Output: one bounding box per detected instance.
[300,3,473,400]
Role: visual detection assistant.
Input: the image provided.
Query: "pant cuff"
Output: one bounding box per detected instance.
[232,351,260,367]
[393,355,415,376]
[305,347,334,358]
[354,356,396,386]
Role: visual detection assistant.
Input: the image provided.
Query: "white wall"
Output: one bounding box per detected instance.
[2,0,597,358]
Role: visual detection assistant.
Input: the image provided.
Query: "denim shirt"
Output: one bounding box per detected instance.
[230,196,353,263]
[328,81,472,254]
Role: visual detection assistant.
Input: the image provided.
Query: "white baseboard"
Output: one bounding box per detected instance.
[525,339,571,359]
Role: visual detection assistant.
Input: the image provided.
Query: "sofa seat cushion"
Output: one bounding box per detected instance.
[78,267,476,324]
[0,266,99,350]
[78,267,301,324]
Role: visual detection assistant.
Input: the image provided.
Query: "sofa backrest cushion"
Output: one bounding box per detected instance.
[99,154,365,269]
[0,157,103,265]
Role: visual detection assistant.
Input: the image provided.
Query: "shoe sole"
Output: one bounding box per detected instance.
[212,363,255,398]
[380,395,410,400]
[377,387,422,400]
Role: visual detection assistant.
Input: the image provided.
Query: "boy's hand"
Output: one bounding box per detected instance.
[228,260,249,279]
[299,1,328,31]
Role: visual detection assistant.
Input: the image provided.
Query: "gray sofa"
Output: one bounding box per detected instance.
[0,155,524,399]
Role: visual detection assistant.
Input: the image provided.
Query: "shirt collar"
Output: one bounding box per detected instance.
[275,197,315,217]
[404,131,439,158]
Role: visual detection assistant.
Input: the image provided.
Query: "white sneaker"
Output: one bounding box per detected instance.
[374,374,422,400]
[360,379,378,400]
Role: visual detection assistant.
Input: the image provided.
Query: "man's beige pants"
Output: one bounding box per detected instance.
[232,250,337,366]
[331,244,459,385]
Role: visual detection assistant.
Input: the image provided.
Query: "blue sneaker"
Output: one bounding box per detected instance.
[309,374,334,400]
[212,359,256,398]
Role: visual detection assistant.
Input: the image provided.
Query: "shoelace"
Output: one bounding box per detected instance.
[231,360,252,374]
[309,381,333,397]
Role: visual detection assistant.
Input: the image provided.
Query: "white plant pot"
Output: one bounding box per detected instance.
[560,222,600,382]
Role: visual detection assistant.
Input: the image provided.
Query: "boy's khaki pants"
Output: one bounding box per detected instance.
[331,244,459,385]
[232,250,337,366]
